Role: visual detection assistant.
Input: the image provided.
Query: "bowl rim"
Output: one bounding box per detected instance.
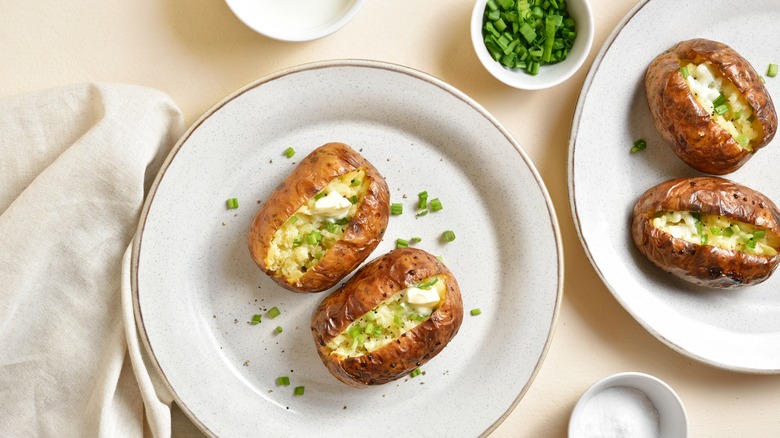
[470,0,595,90]
[568,372,688,437]
[225,0,366,42]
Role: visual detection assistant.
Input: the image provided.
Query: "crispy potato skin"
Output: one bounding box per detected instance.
[632,176,780,288]
[645,38,777,175]
[311,248,464,387]
[248,142,390,293]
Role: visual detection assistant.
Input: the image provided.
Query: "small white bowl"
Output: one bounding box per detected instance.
[225,0,365,42]
[569,372,688,438]
[470,0,594,89]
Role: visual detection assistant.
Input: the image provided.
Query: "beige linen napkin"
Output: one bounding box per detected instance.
[0,83,184,437]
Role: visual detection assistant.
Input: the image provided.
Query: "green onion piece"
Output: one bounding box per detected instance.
[292,236,303,247]
[365,311,376,321]
[410,368,422,378]
[267,307,281,319]
[313,192,326,201]
[393,315,404,327]
[294,386,305,396]
[735,134,750,147]
[518,22,536,44]
[335,217,350,226]
[349,195,358,204]
[284,147,295,158]
[418,191,429,209]
[411,313,425,322]
[391,203,403,215]
[305,232,318,245]
[250,314,262,325]
[410,237,422,244]
[724,227,734,237]
[365,321,376,336]
[430,198,443,212]
[350,179,362,187]
[288,215,299,225]
[679,66,690,79]
[276,376,290,386]
[348,324,362,339]
[714,104,730,115]
[712,93,728,107]
[710,226,722,236]
[441,230,456,243]
[470,308,482,316]
[631,139,647,153]
[541,15,558,63]
[274,326,283,334]
[416,277,439,290]
[396,238,409,249]
[731,224,741,234]
[323,220,338,233]
[746,238,757,249]
[226,198,239,209]
[700,233,709,245]
[753,230,767,240]
[768,63,778,78]
[416,210,429,217]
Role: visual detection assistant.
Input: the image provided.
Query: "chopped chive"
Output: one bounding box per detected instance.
[276,376,290,386]
[710,226,722,236]
[416,210,429,217]
[335,217,350,225]
[746,238,757,249]
[250,314,262,325]
[393,315,403,327]
[267,307,281,319]
[292,236,303,247]
[274,325,283,334]
[712,93,728,107]
[313,192,326,201]
[391,203,403,215]
[753,230,767,240]
[441,230,456,243]
[430,198,443,212]
[294,386,305,396]
[410,237,422,244]
[396,238,409,249]
[418,191,429,209]
[226,198,239,209]
[680,66,690,79]
[288,215,299,225]
[470,308,482,316]
[416,278,439,290]
[410,368,422,378]
[350,179,362,187]
[323,220,338,233]
[714,104,730,115]
[283,147,295,158]
[349,195,358,204]
[768,63,778,78]
[700,233,709,245]
[724,227,734,237]
[630,139,647,153]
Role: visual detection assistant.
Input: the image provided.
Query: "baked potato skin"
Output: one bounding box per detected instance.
[311,248,463,387]
[248,142,390,293]
[631,176,780,288]
[645,38,777,175]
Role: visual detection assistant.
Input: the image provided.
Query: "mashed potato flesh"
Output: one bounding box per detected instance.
[652,211,778,255]
[327,277,446,357]
[265,169,368,281]
[682,60,761,151]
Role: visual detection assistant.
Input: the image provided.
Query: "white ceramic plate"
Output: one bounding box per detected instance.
[133,60,563,436]
[570,0,780,373]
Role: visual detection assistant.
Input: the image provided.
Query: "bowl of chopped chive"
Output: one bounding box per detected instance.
[471,0,594,89]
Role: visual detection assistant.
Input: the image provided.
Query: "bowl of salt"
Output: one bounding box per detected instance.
[569,372,687,438]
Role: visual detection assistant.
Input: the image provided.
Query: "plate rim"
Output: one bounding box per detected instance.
[567,0,780,374]
[131,59,566,436]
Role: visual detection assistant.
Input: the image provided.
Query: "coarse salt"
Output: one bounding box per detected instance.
[570,386,660,438]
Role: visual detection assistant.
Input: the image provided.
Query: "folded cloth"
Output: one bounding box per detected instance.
[0,83,184,437]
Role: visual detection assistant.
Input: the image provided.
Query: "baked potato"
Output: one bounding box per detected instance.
[248,142,390,293]
[645,38,777,175]
[311,247,463,387]
[632,176,780,288]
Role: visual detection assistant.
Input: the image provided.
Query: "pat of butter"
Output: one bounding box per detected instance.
[405,287,440,314]
[312,191,352,219]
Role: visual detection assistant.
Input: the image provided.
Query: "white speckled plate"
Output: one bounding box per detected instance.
[570,0,780,372]
[132,60,563,436]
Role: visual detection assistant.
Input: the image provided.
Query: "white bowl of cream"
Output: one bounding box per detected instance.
[569,372,688,438]
[225,0,365,42]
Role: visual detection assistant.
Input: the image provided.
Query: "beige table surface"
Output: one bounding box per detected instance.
[4,0,780,436]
